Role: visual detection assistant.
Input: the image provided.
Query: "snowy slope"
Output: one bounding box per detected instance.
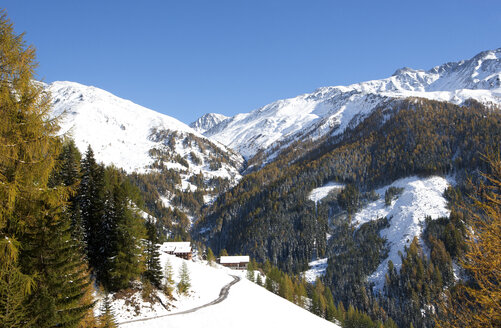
[190,113,229,134]
[48,81,244,189]
[110,243,339,328]
[205,48,501,159]
[351,176,452,291]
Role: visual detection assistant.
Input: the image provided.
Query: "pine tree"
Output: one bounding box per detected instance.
[79,146,106,279]
[144,218,163,288]
[177,262,191,295]
[256,273,263,287]
[206,247,215,266]
[98,295,117,328]
[50,140,84,242]
[104,169,145,291]
[21,204,95,328]
[163,258,175,299]
[246,260,255,282]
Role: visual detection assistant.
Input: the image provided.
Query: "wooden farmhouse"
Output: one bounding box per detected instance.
[218,256,250,270]
[163,242,193,260]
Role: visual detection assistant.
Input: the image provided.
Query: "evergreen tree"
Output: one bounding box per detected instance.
[144,218,163,288]
[163,259,175,299]
[50,140,84,243]
[246,260,255,282]
[98,295,117,328]
[21,203,95,328]
[104,168,146,291]
[79,146,106,278]
[206,247,215,266]
[256,273,263,287]
[177,262,191,295]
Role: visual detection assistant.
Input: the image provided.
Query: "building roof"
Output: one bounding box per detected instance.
[163,242,192,253]
[220,256,250,264]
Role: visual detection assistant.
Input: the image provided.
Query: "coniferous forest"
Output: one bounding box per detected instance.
[1,9,500,328]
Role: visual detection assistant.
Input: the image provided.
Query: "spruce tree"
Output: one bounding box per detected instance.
[206,247,215,266]
[256,273,263,287]
[21,210,95,328]
[50,140,84,242]
[163,258,175,299]
[246,260,255,282]
[98,295,117,328]
[144,218,163,288]
[177,262,191,295]
[104,168,145,291]
[79,146,106,278]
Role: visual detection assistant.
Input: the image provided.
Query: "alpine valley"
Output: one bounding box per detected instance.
[7,32,501,328]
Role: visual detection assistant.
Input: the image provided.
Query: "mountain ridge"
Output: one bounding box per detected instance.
[201,48,501,160]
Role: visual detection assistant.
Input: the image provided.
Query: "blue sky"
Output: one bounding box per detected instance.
[3,0,501,124]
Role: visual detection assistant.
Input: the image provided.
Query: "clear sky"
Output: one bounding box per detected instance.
[3,0,501,124]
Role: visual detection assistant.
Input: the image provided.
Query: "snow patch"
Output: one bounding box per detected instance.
[351,176,452,291]
[304,258,329,284]
[308,182,344,203]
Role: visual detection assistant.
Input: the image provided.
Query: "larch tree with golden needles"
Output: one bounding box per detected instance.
[0,10,95,328]
[439,153,501,328]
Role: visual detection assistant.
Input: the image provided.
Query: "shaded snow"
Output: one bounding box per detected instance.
[351,176,452,291]
[304,258,329,284]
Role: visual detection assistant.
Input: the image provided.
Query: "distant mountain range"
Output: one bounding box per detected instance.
[197,48,501,160]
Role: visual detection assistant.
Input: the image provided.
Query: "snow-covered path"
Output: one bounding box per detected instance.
[120,276,339,328]
[118,275,241,326]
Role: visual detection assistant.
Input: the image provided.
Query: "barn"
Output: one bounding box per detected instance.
[164,242,193,260]
[218,256,250,270]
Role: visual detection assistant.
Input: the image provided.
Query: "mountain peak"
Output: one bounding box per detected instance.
[190,113,229,134]
[392,67,421,76]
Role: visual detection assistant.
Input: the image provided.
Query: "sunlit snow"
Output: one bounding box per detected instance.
[351,176,452,291]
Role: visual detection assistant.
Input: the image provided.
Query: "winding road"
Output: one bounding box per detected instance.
[117,275,241,326]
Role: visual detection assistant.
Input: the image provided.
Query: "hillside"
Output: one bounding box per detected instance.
[108,246,339,328]
[48,81,244,186]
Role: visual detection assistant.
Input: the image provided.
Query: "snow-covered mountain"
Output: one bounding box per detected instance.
[190,113,229,134]
[204,48,501,159]
[48,81,244,190]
